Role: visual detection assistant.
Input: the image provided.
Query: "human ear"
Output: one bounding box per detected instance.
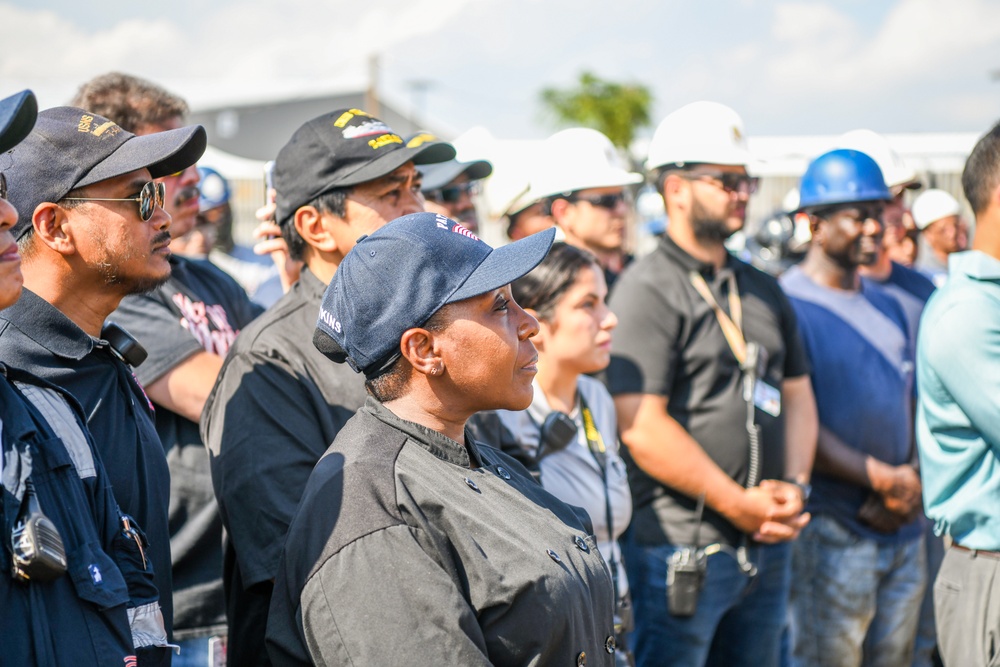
[293,206,338,254]
[32,204,75,255]
[399,327,441,377]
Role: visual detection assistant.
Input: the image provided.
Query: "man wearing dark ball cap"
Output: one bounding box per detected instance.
[0,103,207,647]
[201,109,453,666]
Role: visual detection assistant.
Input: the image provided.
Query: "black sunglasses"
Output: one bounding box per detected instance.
[683,171,760,196]
[567,192,628,210]
[63,181,166,221]
[425,181,481,204]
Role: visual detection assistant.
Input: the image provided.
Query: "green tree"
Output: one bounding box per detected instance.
[539,71,653,149]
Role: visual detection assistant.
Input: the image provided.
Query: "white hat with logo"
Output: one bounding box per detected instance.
[527,127,642,201]
[646,101,754,171]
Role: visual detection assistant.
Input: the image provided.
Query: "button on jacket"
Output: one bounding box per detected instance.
[267,398,616,666]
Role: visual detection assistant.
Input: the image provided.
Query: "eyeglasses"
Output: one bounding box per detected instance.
[682,171,759,197]
[567,192,628,210]
[0,173,6,201]
[425,181,481,204]
[63,181,166,221]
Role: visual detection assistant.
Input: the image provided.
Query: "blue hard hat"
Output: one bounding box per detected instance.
[197,166,231,212]
[797,149,891,211]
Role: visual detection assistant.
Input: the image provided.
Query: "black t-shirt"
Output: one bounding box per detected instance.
[111,255,263,639]
[201,268,367,665]
[606,235,810,547]
[0,289,175,634]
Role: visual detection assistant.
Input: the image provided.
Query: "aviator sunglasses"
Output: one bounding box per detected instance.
[63,181,166,221]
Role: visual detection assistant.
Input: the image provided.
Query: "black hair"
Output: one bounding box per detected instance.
[364,305,452,403]
[962,120,1000,216]
[280,187,350,261]
[511,242,600,321]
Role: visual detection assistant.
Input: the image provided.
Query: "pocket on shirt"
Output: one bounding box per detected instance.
[68,541,129,611]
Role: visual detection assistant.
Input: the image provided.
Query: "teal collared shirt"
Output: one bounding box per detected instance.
[917,250,1000,550]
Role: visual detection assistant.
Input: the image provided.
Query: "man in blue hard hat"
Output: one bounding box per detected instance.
[780,149,925,666]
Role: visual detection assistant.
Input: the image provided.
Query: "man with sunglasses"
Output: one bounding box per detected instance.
[607,101,817,667]
[201,109,454,666]
[0,105,207,650]
[419,153,492,234]
[529,127,642,289]
[74,74,266,665]
[779,149,925,666]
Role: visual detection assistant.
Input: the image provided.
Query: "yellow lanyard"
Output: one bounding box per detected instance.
[580,404,606,456]
[688,270,746,366]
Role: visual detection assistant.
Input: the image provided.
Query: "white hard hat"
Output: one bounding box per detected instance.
[835,129,920,193]
[646,101,754,171]
[527,127,642,201]
[911,189,961,230]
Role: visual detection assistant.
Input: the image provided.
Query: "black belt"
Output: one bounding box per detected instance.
[953,543,1000,560]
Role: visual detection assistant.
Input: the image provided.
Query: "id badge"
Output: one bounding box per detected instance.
[754,380,781,417]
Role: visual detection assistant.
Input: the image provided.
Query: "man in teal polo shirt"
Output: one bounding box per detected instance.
[916,119,1000,667]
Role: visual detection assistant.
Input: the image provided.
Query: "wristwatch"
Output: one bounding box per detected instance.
[789,480,811,504]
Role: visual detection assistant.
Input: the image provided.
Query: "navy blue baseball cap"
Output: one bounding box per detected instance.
[0,91,37,154]
[274,110,456,227]
[314,212,556,377]
[4,106,206,239]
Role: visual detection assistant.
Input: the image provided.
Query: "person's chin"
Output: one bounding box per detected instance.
[0,279,23,310]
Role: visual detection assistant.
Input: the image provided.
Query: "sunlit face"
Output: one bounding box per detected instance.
[814,203,885,268]
[0,194,22,309]
[508,202,554,241]
[535,264,617,376]
[335,162,424,254]
[66,168,173,294]
[139,117,201,239]
[434,285,540,413]
[423,172,480,233]
[686,165,752,242]
[559,186,629,253]
[923,214,962,255]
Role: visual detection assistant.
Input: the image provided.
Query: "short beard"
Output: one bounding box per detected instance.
[91,230,173,295]
[691,197,733,243]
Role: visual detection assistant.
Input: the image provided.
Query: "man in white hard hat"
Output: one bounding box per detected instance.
[912,188,965,287]
[529,127,642,288]
[606,101,817,667]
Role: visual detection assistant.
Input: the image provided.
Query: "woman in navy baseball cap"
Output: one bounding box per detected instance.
[266,213,620,666]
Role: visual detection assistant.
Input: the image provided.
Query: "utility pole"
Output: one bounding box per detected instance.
[407,79,433,134]
[366,54,380,116]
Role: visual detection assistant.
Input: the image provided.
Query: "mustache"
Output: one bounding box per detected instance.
[152,231,172,247]
[174,186,199,206]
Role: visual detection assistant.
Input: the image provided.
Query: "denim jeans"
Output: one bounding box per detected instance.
[789,514,926,667]
[623,536,792,667]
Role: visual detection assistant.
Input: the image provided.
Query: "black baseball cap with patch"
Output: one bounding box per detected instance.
[4,106,206,240]
[274,109,456,226]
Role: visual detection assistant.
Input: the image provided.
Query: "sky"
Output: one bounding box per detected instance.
[3,0,1000,142]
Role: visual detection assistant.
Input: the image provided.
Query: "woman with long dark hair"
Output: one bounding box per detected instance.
[491,242,633,660]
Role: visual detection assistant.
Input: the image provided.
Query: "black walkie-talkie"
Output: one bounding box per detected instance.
[10,480,67,583]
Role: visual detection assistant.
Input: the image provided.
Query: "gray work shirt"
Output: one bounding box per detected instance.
[266,398,617,666]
